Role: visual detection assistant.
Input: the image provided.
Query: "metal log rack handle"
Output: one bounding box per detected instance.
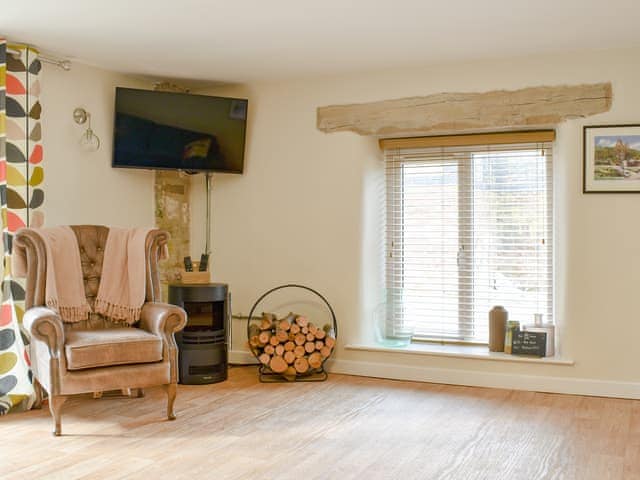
[247,284,338,383]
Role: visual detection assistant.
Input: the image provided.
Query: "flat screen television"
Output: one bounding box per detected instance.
[113,87,247,173]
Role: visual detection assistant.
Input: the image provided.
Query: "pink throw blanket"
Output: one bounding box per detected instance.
[13,226,153,324]
[14,226,92,322]
[94,227,149,324]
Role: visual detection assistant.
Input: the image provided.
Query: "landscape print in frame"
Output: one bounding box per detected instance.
[584,124,640,193]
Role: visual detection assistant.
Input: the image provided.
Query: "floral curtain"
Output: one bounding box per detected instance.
[0,38,44,414]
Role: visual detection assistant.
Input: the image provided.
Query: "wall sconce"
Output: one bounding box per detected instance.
[73,107,100,152]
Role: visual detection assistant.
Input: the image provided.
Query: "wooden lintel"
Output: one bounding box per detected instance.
[317,83,612,137]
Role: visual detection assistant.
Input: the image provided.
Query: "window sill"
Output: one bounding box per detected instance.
[345,342,574,366]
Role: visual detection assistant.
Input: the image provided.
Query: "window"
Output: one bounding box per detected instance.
[384,133,553,343]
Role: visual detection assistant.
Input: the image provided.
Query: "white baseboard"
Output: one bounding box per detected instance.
[229,350,640,399]
[325,358,640,400]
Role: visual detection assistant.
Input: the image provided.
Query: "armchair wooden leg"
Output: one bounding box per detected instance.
[134,388,145,398]
[164,383,177,420]
[32,378,45,410]
[49,395,67,436]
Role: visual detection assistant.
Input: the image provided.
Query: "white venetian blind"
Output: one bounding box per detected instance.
[383,132,554,343]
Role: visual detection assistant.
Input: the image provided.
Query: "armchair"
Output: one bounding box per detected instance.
[15,226,187,436]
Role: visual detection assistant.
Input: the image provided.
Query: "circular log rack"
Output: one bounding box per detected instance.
[247,284,338,383]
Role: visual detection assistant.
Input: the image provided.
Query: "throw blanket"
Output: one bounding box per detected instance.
[13,226,92,322]
[13,226,153,324]
[94,227,149,324]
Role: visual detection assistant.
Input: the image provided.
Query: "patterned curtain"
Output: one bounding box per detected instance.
[0,39,44,414]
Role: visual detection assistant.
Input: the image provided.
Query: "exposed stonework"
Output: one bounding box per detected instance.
[317,83,612,137]
[154,170,190,301]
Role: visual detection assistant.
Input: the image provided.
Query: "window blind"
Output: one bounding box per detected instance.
[385,137,553,343]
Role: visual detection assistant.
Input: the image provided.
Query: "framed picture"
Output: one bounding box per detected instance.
[584,124,640,193]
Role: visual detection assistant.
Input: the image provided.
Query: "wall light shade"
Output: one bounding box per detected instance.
[79,127,100,152]
[73,107,100,152]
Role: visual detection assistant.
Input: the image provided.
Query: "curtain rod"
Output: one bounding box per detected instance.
[6,46,71,71]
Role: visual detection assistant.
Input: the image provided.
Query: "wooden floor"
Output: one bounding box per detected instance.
[2,366,639,480]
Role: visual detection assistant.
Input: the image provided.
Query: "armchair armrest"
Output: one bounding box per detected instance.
[23,307,65,358]
[139,302,187,337]
[139,302,186,385]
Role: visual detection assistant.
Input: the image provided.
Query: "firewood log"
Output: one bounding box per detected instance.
[320,346,331,358]
[324,336,336,349]
[308,352,322,369]
[260,319,273,331]
[261,313,276,330]
[314,329,326,340]
[305,342,316,354]
[276,330,289,343]
[249,335,261,348]
[248,324,261,339]
[290,323,301,335]
[323,324,333,333]
[284,312,298,323]
[324,326,337,341]
[258,353,271,365]
[269,335,280,346]
[275,344,285,356]
[294,333,306,346]
[306,333,315,342]
[308,323,318,334]
[270,355,288,373]
[258,331,271,345]
[315,340,324,350]
[295,316,309,328]
[294,345,306,358]
[284,341,295,351]
[301,327,309,335]
[264,344,275,355]
[284,351,296,364]
[284,366,297,381]
[278,319,291,331]
[294,357,309,374]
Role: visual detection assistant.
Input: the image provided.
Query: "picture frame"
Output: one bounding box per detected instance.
[583,124,640,193]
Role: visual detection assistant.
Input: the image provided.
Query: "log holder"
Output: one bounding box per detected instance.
[247,284,338,383]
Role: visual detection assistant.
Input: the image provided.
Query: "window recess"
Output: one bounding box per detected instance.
[383,131,554,344]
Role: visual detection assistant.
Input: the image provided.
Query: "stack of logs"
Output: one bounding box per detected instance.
[249,312,336,380]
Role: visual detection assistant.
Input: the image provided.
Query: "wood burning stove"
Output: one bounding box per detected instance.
[169,283,229,384]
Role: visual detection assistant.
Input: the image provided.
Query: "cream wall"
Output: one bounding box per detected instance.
[31,48,640,397]
[40,62,153,227]
[191,47,640,397]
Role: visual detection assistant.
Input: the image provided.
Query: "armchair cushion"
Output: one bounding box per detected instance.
[64,328,162,371]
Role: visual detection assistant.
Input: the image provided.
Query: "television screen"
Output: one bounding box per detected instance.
[113,87,247,173]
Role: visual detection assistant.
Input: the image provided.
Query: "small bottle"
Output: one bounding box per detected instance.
[504,321,520,354]
[534,313,543,327]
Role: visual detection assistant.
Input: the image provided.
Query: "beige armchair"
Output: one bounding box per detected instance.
[15,226,187,436]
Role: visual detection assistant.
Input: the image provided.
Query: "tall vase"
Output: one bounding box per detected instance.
[488,306,508,352]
